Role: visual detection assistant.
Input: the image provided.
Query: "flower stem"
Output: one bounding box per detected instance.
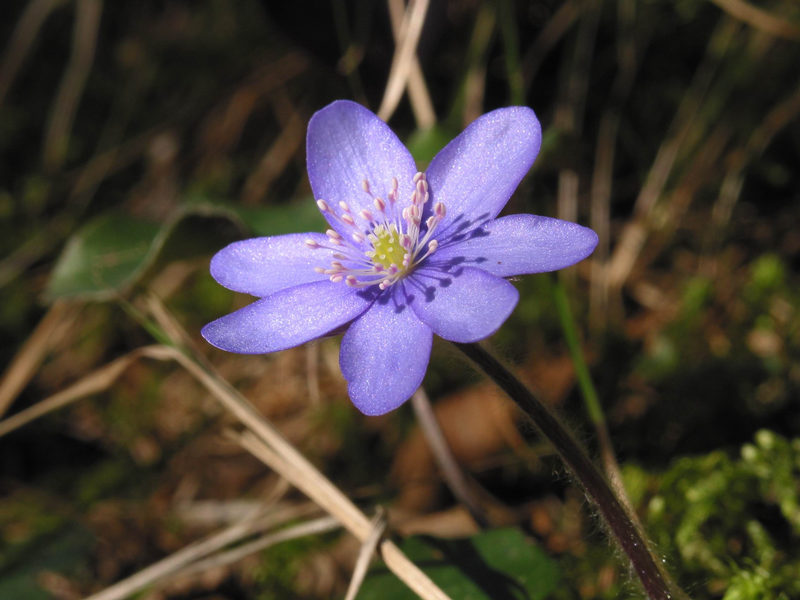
[453,342,682,600]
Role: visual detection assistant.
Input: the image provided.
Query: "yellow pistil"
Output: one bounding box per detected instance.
[369,225,407,271]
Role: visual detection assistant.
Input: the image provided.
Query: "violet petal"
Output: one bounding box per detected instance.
[340,291,432,415]
[210,233,332,297]
[426,107,542,241]
[306,100,418,240]
[201,280,372,354]
[407,266,519,343]
[432,214,599,277]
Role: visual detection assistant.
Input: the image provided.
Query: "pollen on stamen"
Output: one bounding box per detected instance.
[339,201,351,213]
[316,199,329,212]
[305,239,320,248]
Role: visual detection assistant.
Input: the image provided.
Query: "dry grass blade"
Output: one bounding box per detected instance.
[387,0,436,129]
[0,300,80,419]
[709,0,800,40]
[0,0,66,108]
[235,430,452,600]
[589,0,638,328]
[85,503,322,600]
[605,17,737,293]
[172,516,341,581]
[344,509,387,600]
[411,387,489,527]
[138,300,449,598]
[241,100,305,205]
[42,0,102,171]
[378,0,430,122]
[0,344,172,437]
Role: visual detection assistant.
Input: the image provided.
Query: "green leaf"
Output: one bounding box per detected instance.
[46,198,327,301]
[406,126,457,166]
[46,213,162,301]
[357,528,560,600]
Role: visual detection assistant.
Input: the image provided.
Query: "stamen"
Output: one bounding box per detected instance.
[315,173,446,291]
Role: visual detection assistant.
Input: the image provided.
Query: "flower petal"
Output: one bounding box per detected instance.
[406,266,519,343]
[201,280,372,354]
[426,107,542,241]
[432,214,598,278]
[307,100,418,239]
[340,290,432,415]
[210,233,333,297]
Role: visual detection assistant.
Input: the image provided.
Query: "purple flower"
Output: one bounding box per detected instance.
[202,100,598,415]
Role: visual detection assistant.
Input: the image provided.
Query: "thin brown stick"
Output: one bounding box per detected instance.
[378,0,430,122]
[42,0,102,170]
[411,388,489,527]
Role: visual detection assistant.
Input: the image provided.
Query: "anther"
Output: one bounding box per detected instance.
[339,201,351,213]
[316,199,329,212]
[305,239,320,248]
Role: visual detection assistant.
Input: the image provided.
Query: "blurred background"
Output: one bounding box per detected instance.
[1,1,800,598]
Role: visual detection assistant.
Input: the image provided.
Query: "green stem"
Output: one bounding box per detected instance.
[453,342,683,600]
[549,275,604,425]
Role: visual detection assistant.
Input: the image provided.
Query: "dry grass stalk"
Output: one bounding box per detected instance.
[378,0,431,122]
[0,344,172,437]
[85,503,325,600]
[411,387,489,527]
[236,430,452,600]
[709,0,800,40]
[0,300,80,419]
[343,508,387,600]
[0,0,66,108]
[387,0,436,130]
[605,17,738,294]
[42,0,102,171]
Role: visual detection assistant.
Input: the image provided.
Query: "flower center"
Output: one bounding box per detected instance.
[369,225,407,271]
[306,172,446,291]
